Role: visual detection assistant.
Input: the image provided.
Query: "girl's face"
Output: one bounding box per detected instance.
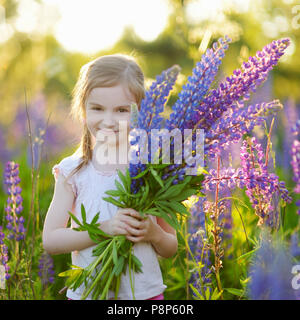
[85,84,136,150]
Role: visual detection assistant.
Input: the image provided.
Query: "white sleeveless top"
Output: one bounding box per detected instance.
[52,151,167,300]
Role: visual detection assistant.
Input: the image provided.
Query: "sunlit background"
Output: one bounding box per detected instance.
[0,0,300,300]
[0,0,299,162]
[0,0,296,54]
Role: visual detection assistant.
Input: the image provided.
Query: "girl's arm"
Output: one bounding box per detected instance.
[149,216,178,259]
[43,174,137,255]
[42,173,97,255]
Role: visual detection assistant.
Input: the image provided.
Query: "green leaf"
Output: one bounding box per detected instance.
[58,267,84,288]
[112,256,125,276]
[105,189,124,197]
[115,179,126,193]
[131,255,143,273]
[154,176,177,198]
[169,188,197,202]
[117,169,129,192]
[156,183,186,200]
[102,196,126,208]
[125,168,131,186]
[81,203,87,223]
[211,287,223,300]
[90,212,100,225]
[141,208,160,216]
[235,248,258,263]
[158,200,189,216]
[189,284,204,300]
[131,167,149,179]
[139,179,149,206]
[92,239,111,256]
[150,167,164,188]
[224,288,244,297]
[68,211,83,228]
[112,241,118,265]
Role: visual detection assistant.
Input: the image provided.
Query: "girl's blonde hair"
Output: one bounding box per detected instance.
[66,54,145,183]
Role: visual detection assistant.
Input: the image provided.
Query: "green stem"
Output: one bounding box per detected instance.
[81,254,113,300]
[114,275,121,300]
[128,243,136,300]
[86,240,114,278]
[100,269,115,300]
[215,271,223,299]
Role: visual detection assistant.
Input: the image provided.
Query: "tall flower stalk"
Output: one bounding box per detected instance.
[3,161,26,258]
[0,226,10,283]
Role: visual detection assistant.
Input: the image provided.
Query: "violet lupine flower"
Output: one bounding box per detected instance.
[129,65,181,193]
[203,167,245,192]
[247,230,296,300]
[193,38,290,134]
[290,120,300,214]
[0,226,10,280]
[205,99,283,159]
[138,64,181,132]
[240,137,292,226]
[165,35,231,133]
[281,98,298,173]
[38,251,55,286]
[203,137,292,226]
[290,233,300,257]
[188,196,212,296]
[3,161,26,241]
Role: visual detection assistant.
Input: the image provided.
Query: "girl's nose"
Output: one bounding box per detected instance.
[101,114,116,127]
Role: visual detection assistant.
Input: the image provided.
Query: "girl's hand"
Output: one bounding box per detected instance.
[123,209,158,243]
[100,208,144,237]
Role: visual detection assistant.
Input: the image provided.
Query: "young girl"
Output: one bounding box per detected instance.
[42,54,178,300]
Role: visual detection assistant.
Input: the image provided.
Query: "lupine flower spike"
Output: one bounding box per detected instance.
[3,161,26,247]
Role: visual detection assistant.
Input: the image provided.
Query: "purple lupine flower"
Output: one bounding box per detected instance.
[281,98,298,173]
[193,38,290,133]
[247,230,297,300]
[203,137,292,226]
[162,38,289,186]
[38,251,55,286]
[138,65,181,131]
[205,99,283,159]
[291,141,300,192]
[290,119,300,214]
[0,226,10,280]
[129,65,181,193]
[3,161,26,241]
[165,35,231,132]
[240,137,292,226]
[290,232,300,257]
[188,196,212,296]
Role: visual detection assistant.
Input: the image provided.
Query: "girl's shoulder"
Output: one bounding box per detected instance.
[52,149,83,180]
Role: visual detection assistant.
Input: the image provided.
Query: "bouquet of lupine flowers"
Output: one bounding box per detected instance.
[59,35,291,299]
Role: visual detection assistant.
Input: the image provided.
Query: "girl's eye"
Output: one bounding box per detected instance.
[118,108,129,113]
[92,107,103,111]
